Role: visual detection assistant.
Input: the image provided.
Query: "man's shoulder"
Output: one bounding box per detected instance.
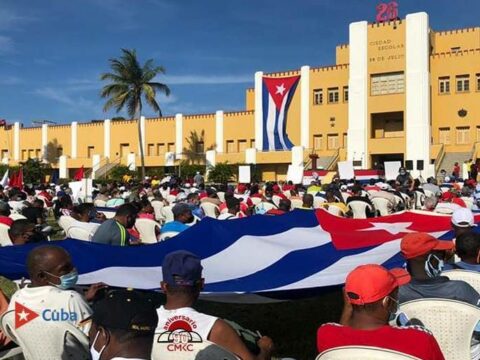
[389,324,434,337]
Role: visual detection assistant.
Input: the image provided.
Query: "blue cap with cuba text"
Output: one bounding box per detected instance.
[162,250,203,286]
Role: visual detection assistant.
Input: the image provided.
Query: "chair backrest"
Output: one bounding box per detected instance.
[200,202,219,218]
[326,205,344,217]
[151,201,165,222]
[423,189,435,198]
[9,213,26,221]
[159,231,179,241]
[272,195,282,207]
[0,224,12,247]
[313,196,326,209]
[461,196,474,209]
[371,197,391,216]
[217,191,226,203]
[291,198,303,209]
[166,195,177,205]
[58,216,75,232]
[0,310,90,360]
[316,346,420,360]
[347,201,372,219]
[93,199,106,207]
[250,197,262,206]
[135,218,160,244]
[257,201,276,212]
[400,298,480,360]
[340,192,351,203]
[283,190,292,199]
[151,338,239,360]
[66,226,94,241]
[162,206,174,223]
[442,269,480,294]
[414,191,426,210]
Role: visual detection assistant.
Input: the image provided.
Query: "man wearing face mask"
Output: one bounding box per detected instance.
[398,232,480,306]
[396,167,412,187]
[160,203,193,235]
[92,204,138,246]
[89,289,158,360]
[317,264,444,359]
[7,245,98,333]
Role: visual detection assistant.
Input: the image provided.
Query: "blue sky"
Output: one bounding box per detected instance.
[0,0,478,124]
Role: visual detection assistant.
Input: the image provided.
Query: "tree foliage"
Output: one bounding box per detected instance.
[207,162,235,185]
[108,165,136,181]
[179,161,205,179]
[100,48,170,180]
[20,158,51,185]
[44,138,61,165]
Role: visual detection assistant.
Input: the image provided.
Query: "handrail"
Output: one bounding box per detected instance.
[434,143,445,176]
[85,155,122,179]
[326,149,341,170]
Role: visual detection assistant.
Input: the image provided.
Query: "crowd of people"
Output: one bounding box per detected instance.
[0,167,479,358]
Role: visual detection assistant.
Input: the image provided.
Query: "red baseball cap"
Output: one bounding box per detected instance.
[345,264,410,305]
[401,233,454,260]
[441,191,455,202]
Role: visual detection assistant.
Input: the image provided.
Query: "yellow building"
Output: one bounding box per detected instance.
[1,11,479,181]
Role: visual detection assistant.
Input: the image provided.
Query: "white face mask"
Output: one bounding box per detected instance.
[425,254,444,278]
[90,330,107,360]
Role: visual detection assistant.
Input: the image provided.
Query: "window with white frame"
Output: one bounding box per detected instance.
[371,72,405,96]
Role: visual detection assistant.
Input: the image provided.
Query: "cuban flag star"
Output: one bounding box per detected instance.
[262,75,300,151]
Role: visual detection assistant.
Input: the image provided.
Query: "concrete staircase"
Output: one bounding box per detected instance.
[92,157,122,179]
[437,152,470,175]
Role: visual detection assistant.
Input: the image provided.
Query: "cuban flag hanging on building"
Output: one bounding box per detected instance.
[262,75,299,151]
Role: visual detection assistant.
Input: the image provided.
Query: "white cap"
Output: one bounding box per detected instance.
[444,176,451,183]
[452,207,475,228]
[379,183,390,190]
[340,185,348,191]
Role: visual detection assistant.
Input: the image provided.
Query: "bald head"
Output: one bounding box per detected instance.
[26,245,74,287]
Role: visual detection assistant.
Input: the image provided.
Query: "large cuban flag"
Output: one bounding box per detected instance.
[262,75,299,151]
[0,210,470,303]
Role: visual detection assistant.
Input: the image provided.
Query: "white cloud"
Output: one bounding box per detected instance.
[162,74,252,85]
[0,76,22,85]
[0,9,33,30]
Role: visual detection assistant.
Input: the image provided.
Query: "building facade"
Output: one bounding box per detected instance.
[1,12,479,180]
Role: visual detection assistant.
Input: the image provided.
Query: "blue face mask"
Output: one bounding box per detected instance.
[46,270,79,290]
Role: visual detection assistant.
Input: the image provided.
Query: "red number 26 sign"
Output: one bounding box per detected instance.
[376,1,399,23]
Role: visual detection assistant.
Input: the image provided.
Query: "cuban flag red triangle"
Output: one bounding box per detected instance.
[15,302,39,329]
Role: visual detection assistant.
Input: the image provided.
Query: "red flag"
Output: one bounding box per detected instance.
[9,171,17,187]
[73,166,84,181]
[17,168,23,187]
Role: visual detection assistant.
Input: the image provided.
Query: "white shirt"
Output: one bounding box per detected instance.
[155,306,218,343]
[68,219,101,234]
[8,285,92,332]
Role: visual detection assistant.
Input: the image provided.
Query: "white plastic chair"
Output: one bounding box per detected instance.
[151,201,165,222]
[371,197,392,216]
[258,202,276,212]
[423,189,435,198]
[401,298,480,360]
[443,270,480,294]
[283,190,292,199]
[0,224,12,246]
[66,226,94,241]
[316,346,420,360]
[461,197,474,209]
[340,192,351,203]
[414,191,426,210]
[9,213,26,221]
[166,195,177,205]
[291,199,303,209]
[162,206,174,223]
[313,196,326,209]
[272,195,282,208]
[200,202,220,218]
[0,346,23,359]
[134,218,161,244]
[250,197,262,206]
[326,205,344,217]
[93,199,106,207]
[151,338,239,360]
[159,231,179,241]
[217,192,226,203]
[348,201,373,219]
[0,310,90,360]
[58,216,75,233]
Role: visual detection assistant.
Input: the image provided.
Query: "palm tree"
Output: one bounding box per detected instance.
[100,48,170,180]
